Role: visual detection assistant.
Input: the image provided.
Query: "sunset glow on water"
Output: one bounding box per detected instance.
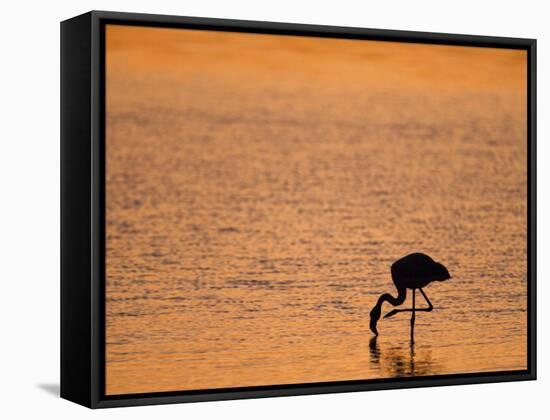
[105,25,527,395]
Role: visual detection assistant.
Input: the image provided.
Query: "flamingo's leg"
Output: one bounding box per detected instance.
[410,288,416,341]
[418,288,433,311]
[383,288,434,318]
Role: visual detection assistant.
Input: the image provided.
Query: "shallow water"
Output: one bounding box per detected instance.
[105,26,527,395]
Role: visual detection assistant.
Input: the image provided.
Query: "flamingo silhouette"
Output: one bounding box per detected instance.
[369,253,451,339]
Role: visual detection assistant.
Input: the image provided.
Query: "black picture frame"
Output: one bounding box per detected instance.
[60,10,537,409]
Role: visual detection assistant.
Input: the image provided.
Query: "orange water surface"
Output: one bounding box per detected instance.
[105,25,527,395]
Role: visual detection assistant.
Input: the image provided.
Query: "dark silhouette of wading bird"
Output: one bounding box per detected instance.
[369,253,451,339]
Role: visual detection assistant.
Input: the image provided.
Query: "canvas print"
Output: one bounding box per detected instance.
[105,24,527,395]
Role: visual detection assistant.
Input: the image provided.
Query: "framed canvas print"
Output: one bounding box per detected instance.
[60,11,536,408]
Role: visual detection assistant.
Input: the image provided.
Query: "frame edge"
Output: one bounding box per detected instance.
[60,11,94,408]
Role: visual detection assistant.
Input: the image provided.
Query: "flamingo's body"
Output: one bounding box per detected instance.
[369,253,451,337]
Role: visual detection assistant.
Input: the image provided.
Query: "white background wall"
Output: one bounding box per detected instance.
[0,0,546,418]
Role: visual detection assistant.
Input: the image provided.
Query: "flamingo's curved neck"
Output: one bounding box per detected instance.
[369,286,407,335]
